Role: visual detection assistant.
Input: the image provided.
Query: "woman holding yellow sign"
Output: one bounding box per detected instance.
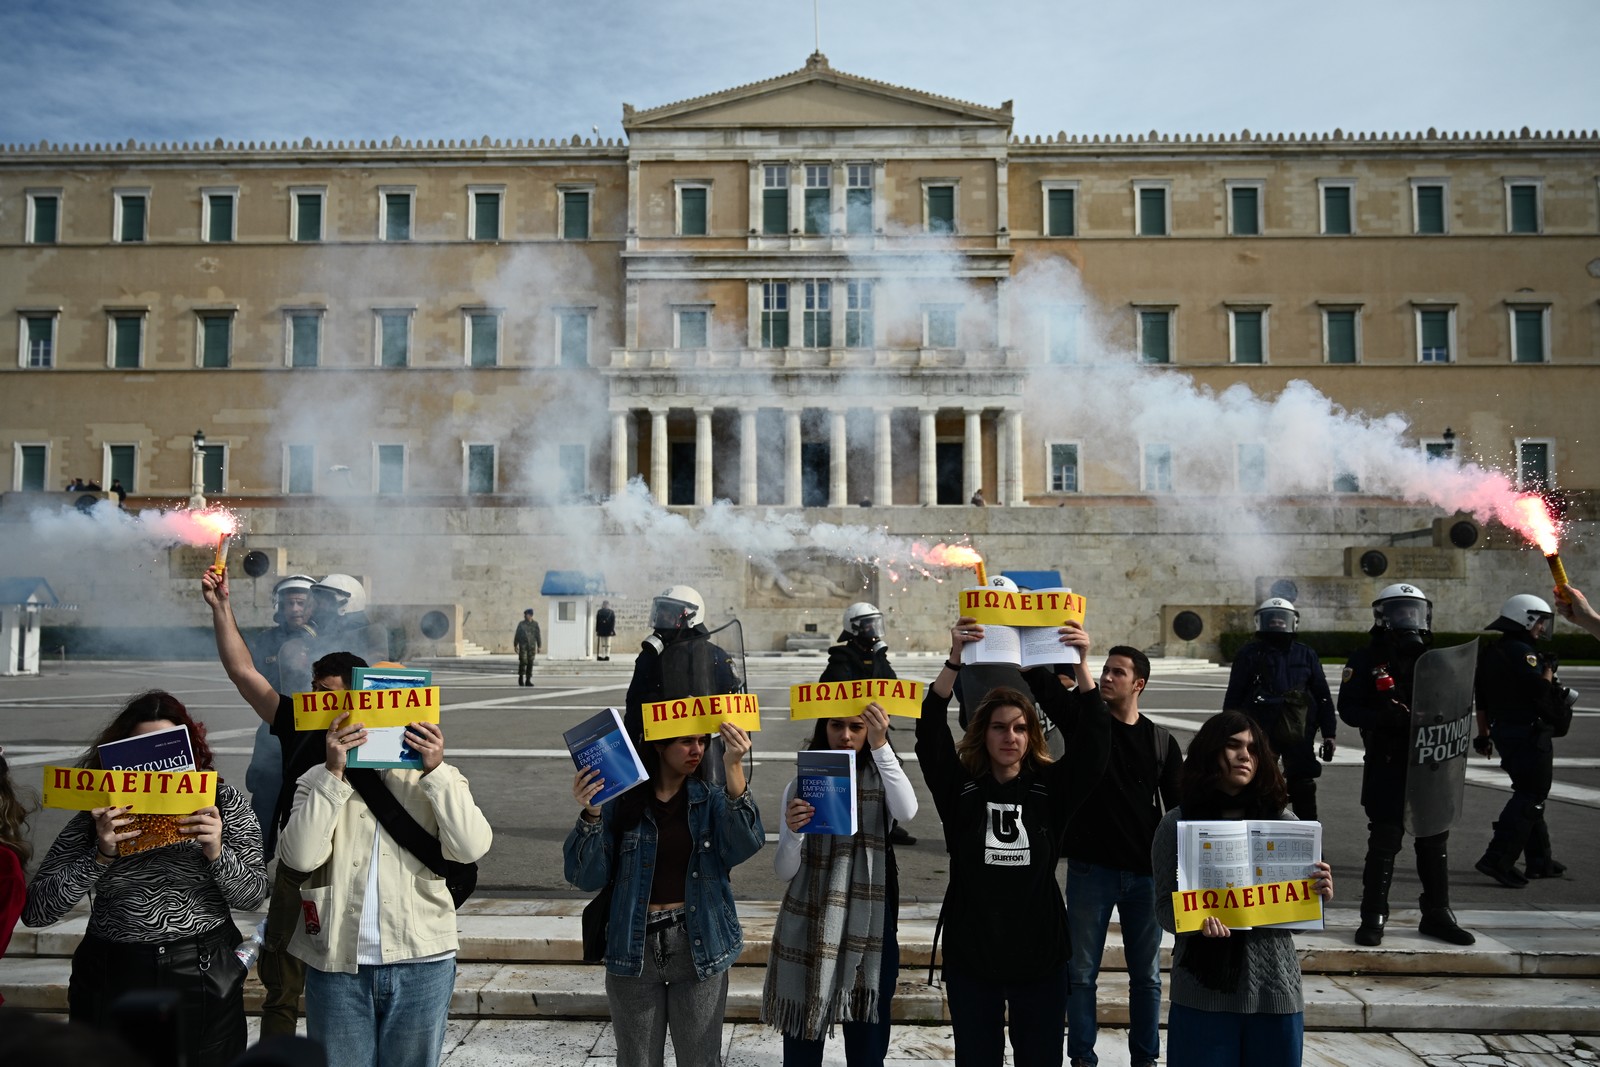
[1152,711,1334,1067]
[24,691,268,1066]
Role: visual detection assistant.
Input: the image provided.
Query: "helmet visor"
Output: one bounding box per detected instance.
[1256,607,1296,634]
[1380,600,1429,632]
[651,597,695,631]
[851,614,885,642]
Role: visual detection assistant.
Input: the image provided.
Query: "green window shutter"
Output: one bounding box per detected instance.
[1325,310,1357,363]
[804,188,829,234]
[20,445,48,491]
[1513,310,1545,362]
[1510,186,1539,232]
[470,314,498,366]
[680,188,707,235]
[1140,312,1170,363]
[846,188,872,234]
[1047,189,1075,236]
[1323,187,1351,234]
[1420,310,1450,360]
[108,446,135,492]
[295,194,322,241]
[468,445,495,493]
[208,196,233,242]
[201,316,231,367]
[113,316,141,368]
[120,196,146,242]
[1233,312,1263,363]
[1416,186,1445,233]
[474,193,500,240]
[377,446,405,494]
[763,189,788,235]
[291,315,319,367]
[1231,188,1259,235]
[762,311,789,348]
[1139,188,1167,235]
[287,445,314,494]
[927,186,955,233]
[563,192,590,239]
[380,314,408,366]
[33,197,59,243]
[201,446,225,493]
[385,194,411,241]
[561,313,588,367]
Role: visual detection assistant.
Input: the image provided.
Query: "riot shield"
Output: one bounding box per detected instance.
[1405,638,1479,838]
[660,621,747,787]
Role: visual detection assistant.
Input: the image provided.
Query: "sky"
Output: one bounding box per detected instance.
[3,0,1596,147]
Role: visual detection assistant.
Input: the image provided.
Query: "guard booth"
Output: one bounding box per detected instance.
[540,571,609,660]
[0,578,59,676]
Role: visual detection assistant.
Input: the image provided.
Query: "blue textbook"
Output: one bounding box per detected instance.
[564,708,648,806]
[796,750,858,835]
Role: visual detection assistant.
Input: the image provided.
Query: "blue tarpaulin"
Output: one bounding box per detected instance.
[539,571,609,596]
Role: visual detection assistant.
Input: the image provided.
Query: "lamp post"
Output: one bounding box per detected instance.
[189,429,207,509]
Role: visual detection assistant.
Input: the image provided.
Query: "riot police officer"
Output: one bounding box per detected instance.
[1224,597,1337,820]
[1338,583,1474,946]
[821,601,894,683]
[1474,594,1574,887]
[244,574,316,855]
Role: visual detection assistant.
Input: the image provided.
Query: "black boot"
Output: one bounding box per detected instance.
[1416,833,1475,945]
[1355,824,1401,946]
[1286,778,1318,823]
[1522,816,1565,878]
[1475,821,1529,888]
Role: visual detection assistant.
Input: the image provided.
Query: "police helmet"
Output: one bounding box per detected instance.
[987,575,1019,592]
[650,585,705,632]
[273,574,315,601]
[1489,593,1554,640]
[1255,597,1299,634]
[312,573,368,616]
[1372,583,1432,635]
[843,602,885,643]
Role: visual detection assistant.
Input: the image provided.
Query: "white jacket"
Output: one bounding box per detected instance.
[278,763,492,974]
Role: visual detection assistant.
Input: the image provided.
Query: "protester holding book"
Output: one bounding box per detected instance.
[763,702,917,1066]
[915,618,1110,1067]
[23,691,268,1067]
[1152,710,1334,1067]
[565,721,763,1067]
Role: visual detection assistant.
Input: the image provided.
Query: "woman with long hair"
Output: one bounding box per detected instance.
[565,722,763,1067]
[23,691,268,1066]
[1152,710,1334,1067]
[915,619,1110,1067]
[0,744,34,1007]
[762,702,917,1066]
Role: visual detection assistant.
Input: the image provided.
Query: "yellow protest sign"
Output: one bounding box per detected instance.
[643,692,762,742]
[1170,878,1324,933]
[959,588,1087,627]
[292,687,443,731]
[789,679,924,721]
[42,766,218,815]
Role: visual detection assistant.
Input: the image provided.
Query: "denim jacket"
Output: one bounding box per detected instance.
[564,778,763,980]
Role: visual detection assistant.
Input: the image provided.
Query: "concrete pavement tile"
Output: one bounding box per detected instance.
[451,962,503,1014]
[475,963,607,1016]
[439,1019,606,1064]
[438,1018,475,1058]
[1391,1032,1493,1057]
[1296,930,1527,976]
[0,957,68,1010]
[1302,1031,1429,1066]
[723,1023,789,1066]
[1488,929,1600,975]
[1332,974,1600,1031]
[1299,974,1368,1029]
[457,914,580,961]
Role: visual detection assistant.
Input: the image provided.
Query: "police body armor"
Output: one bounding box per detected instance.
[659,620,746,788]
[1404,638,1479,838]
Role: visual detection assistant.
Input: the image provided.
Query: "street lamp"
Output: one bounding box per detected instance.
[189,429,207,509]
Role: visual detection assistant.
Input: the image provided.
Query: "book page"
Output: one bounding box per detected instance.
[1017,625,1080,667]
[960,623,1022,666]
[1249,820,1324,930]
[1177,821,1252,893]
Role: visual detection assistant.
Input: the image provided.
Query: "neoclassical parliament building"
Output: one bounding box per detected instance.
[3,55,1597,655]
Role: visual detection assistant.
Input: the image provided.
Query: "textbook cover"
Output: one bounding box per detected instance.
[347,667,432,770]
[795,750,858,835]
[99,725,197,856]
[564,707,648,806]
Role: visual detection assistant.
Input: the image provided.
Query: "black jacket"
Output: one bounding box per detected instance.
[1476,629,1565,737]
[1224,636,1337,738]
[819,641,896,683]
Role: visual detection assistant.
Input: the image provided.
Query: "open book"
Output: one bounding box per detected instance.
[960,588,1081,668]
[1175,819,1323,931]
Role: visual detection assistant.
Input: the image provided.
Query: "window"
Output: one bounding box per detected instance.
[469,187,503,240]
[375,444,405,494]
[844,281,873,348]
[467,311,500,367]
[559,444,586,499]
[200,444,226,494]
[763,165,790,235]
[846,164,873,235]
[802,281,831,347]
[557,310,590,367]
[21,314,55,368]
[1137,309,1172,364]
[1237,443,1267,493]
[291,189,324,242]
[1229,308,1266,364]
[677,184,708,236]
[1323,308,1360,364]
[560,187,591,240]
[1412,181,1447,234]
[1319,180,1354,235]
[675,308,709,348]
[105,444,138,497]
[1332,469,1360,493]
[925,183,956,234]
[198,312,232,368]
[115,190,148,242]
[761,282,789,347]
[1511,306,1549,363]
[804,165,830,235]
[27,191,60,244]
[1516,439,1552,490]
[1048,306,1080,364]
[203,190,237,242]
[16,444,48,491]
[109,313,143,368]
[1143,444,1173,492]
[924,306,958,349]
[1043,183,1077,237]
[1417,307,1454,363]
[285,444,315,494]
[1134,182,1170,236]
[1227,181,1263,236]
[1506,181,1542,234]
[380,189,413,241]
[377,310,411,367]
[288,312,322,367]
[1048,442,1079,492]
[1423,438,1454,459]
[465,444,496,494]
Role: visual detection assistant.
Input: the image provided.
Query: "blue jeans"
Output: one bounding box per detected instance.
[303,957,456,1067]
[1066,860,1162,1066]
[1166,1002,1303,1067]
[943,963,1069,1067]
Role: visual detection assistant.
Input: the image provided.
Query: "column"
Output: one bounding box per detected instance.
[625,161,640,252]
[828,409,848,506]
[650,407,668,505]
[995,276,1011,347]
[694,407,714,506]
[919,409,937,506]
[610,410,630,497]
[740,408,758,505]
[785,408,803,507]
[964,408,983,502]
[1005,408,1025,506]
[874,408,893,506]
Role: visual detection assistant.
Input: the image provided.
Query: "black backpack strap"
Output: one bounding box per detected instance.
[346,768,450,877]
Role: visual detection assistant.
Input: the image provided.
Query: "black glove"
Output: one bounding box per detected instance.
[1473,734,1494,758]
